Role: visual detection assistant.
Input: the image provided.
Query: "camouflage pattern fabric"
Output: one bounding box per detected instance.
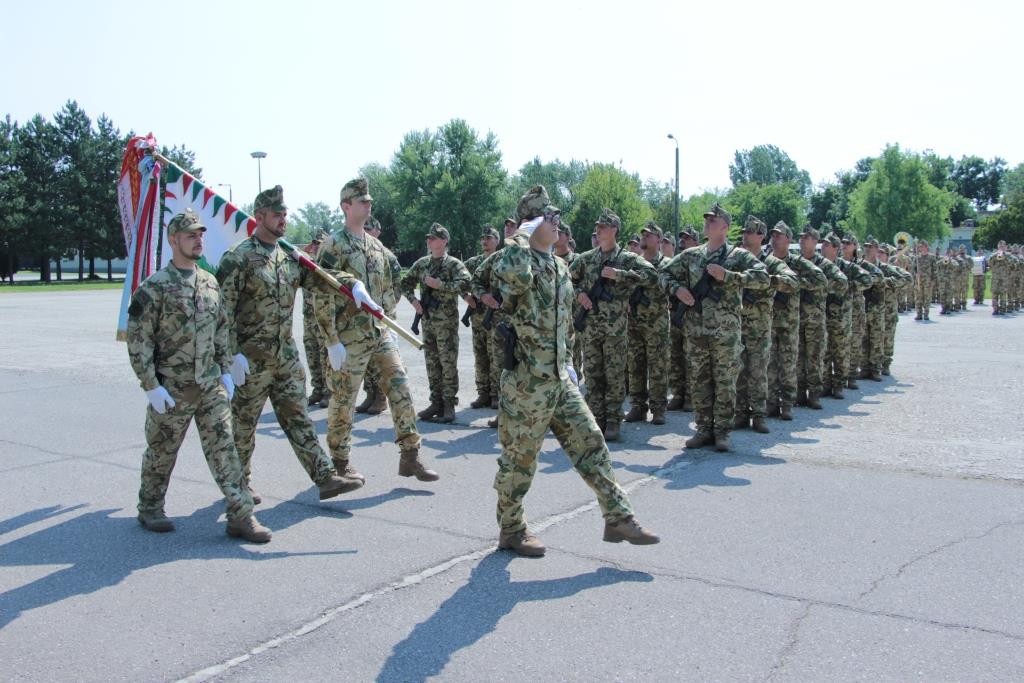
[556,250,583,374]
[769,254,824,411]
[860,259,886,373]
[627,251,670,412]
[799,254,846,397]
[361,242,403,398]
[462,252,493,398]
[471,250,508,400]
[879,262,912,366]
[668,325,687,402]
[989,251,1007,312]
[830,257,873,389]
[302,290,326,397]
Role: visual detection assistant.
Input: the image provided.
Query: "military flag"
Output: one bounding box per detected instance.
[115,134,161,341]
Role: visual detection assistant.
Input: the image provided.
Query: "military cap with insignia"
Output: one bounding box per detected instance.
[167,208,206,235]
[822,232,842,248]
[864,235,879,248]
[641,220,663,238]
[254,185,287,212]
[702,202,731,225]
[427,222,450,241]
[800,225,820,240]
[769,221,793,239]
[595,208,621,228]
[678,225,699,240]
[742,215,767,235]
[481,224,500,240]
[340,177,373,204]
[627,234,640,245]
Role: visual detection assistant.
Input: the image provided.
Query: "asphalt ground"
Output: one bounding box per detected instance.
[0,290,1021,682]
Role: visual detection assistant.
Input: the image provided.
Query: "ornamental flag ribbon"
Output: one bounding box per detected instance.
[115,134,161,341]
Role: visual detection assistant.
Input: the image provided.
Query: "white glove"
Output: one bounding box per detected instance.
[388,330,399,346]
[327,342,347,370]
[520,216,544,236]
[230,353,250,386]
[221,373,235,400]
[565,366,579,387]
[145,386,176,414]
[351,281,382,313]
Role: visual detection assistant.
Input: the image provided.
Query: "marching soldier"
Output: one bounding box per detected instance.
[353,217,401,416]
[877,245,912,375]
[859,237,887,381]
[461,225,501,410]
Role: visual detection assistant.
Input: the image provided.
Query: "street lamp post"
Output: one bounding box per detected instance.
[215,183,233,203]
[667,134,679,235]
[250,151,267,193]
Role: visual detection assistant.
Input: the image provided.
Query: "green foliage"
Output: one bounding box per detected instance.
[359,162,400,250]
[1000,162,1024,205]
[951,155,1005,209]
[285,201,345,244]
[160,143,202,179]
[846,144,955,244]
[511,157,587,220]
[567,163,652,247]
[972,194,1024,248]
[729,144,812,196]
[725,182,806,234]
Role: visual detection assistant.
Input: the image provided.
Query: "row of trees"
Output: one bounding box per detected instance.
[2,106,1022,281]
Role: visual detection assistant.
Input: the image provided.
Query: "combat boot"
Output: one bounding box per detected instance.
[469,394,491,409]
[868,370,882,382]
[914,313,922,321]
[806,392,823,410]
[651,407,666,425]
[666,395,685,411]
[624,405,647,423]
[604,421,621,442]
[832,386,845,399]
[714,432,732,452]
[332,458,366,484]
[417,400,443,420]
[434,400,456,424]
[685,431,714,449]
[354,388,375,414]
[487,415,499,429]
[399,448,440,481]
[779,405,793,421]
[318,474,363,500]
[732,414,750,430]
[751,417,770,434]
[307,389,325,408]
[498,529,546,557]
[795,388,808,407]
[137,510,174,533]
[767,404,780,418]
[881,365,891,376]
[366,391,387,415]
[847,378,859,390]
[682,398,693,412]
[226,514,272,544]
[243,477,262,505]
[603,516,660,545]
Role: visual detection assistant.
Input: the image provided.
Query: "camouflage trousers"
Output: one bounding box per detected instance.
[915,279,932,318]
[824,305,849,391]
[582,330,627,425]
[139,378,253,522]
[973,274,986,304]
[862,303,885,373]
[991,277,1006,312]
[571,324,584,378]
[669,325,687,400]
[423,306,460,403]
[627,316,670,412]
[232,354,335,485]
[470,315,494,398]
[495,364,633,535]
[486,312,505,400]
[686,331,742,436]
[939,278,953,311]
[883,301,898,367]
[798,307,827,397]
[303,309,326,396]
[326,331,421,464]
[768,321,799,410]
[736,318,772,419]
[849,297,867,377]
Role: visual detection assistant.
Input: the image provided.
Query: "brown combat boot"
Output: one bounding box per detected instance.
[666,395,685,411]
[498,529,546,557]
[366,390,388,415]
[714,432,732,452]
[806,392,823,410]
[779,405,793,421]
[318,474,363,500]
[868,370,882,382]
[751,417,770,434]
[732,414,750,430]
[604,421,621,442]
[832,386,845,399]
[399,448,440,481]
[433,399,456,424]
[137,510,175,533]
[624,405,647,423]
[847,378,859,390]
[226,514,272,543]
[332,458,366,484]
[469,394,491,409]
[354,388,375,414]
[417,401,443,420]
[651,407,666,425]
[685,431,714,449]
[603,516,660,545]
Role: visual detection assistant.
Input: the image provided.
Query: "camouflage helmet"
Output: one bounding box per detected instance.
[254,185,287,212]
[427,222,450,241]
[340,177,373,205]
[769,221,793,239]
[516,184,558,221]
[702,202,731,225]
[742,215,767,235]
[595,208,621,228]
[167,208,206,235]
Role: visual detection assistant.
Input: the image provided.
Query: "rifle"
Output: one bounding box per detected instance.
[496,321,518,370]
[482,291,504,330]
[628,287,651,316]
[573,273,614,332]
[460,296,479,327]
[742,289,763,306]
[799,290,816,306]
[411,285,441,335]
[676,245,733,316]
[670,298,686,329]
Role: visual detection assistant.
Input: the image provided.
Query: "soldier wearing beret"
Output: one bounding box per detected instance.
[127,210,270,542]
[302,229,330,409]
[461,225,502,410]
[624,221,671,426]
[217,186,362,504]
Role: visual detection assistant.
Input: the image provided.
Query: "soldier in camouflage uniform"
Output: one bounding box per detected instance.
[217,186,359,504]
[401,223,471,424]
[667,226,700,412]
[354,217,402,416]
[796,226,846,409]
[768,222,824,419]
[893,239,913,312]
[302,230,329,408]
[823,232,872,399]
[988,241,1009,314]
[570,207,659,442]
[462,225,501,409]
[661,204,769,451]
[316,177,439,484]
[128,209,269,542]
[878,245,913,375]
[624,221,671,425]
[492,195,658,557]
[844,237,870,384]
[911,240,938,320]
[858,237,887,381]
[734,216,797,433]
[972,249,987,306]
[937,248,956,315]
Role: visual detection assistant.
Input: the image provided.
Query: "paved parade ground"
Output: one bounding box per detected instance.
[1,290,1022,682]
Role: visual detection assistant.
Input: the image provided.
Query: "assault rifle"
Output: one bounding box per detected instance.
[411,285,440,335]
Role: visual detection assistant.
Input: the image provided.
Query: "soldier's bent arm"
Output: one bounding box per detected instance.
[723,254,769,290]
[493,239,535,295]
[823,260,848,295]
[772,262,799,293]
[126,282,161,391]
[613,253,658,286]
[471,254,495,299]
[400,259,424,303]
[447,260,472,294]
[659,254,690,298]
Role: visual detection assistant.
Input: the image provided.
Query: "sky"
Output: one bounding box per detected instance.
[2,0,1021,213]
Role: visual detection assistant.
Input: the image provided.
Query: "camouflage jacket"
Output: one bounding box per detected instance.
[462,252,493,314]
[127,265,230,391]
[569,244,659,336]
[834,258,873,317]
[494,233,573,381]
[631,251,670,325]
[744,251,797,322]
[217,236,349,363]
[774,254,824,328]
[878,262,912,307]
[660,241,769,337]
[911,254,938,283]
[804,253,848,318]
[401,254,471,313]
[313,229,391,346]
[859,259,887,308]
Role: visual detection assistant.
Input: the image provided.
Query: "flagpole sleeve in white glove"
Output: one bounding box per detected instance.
[230,353,250,386]
[351,281,382,313]
[221,374,235,400]
[327,342,347,371]
[145,386,176,414]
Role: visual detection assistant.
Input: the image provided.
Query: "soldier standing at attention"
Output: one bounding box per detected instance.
[353,217,401,416]
[316,178,439,483]
[462,225,501,410]
[858,237,887,381]
[401,223,471,424]
[302,230,329,409]
[822,232,872,399]
[796,226,844,409]
[128,209,270,542]
[492,199,659,557]
[735,216,797,433]
[625,221,671,426]
[844,236,870,384]
[972,249,987,306]
[217,186,360,503]
[660,203,769,451]
[911,239,937,321]
[570,206,659,442]
[667,226,700,412]
[988,241,1009,314]
[877,245,912,375]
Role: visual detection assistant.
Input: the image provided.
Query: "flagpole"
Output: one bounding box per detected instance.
[155,159,166,270]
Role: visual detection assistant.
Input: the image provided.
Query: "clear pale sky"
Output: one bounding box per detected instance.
[2,0,1020,211]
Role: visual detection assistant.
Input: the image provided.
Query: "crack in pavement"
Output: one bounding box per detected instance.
[765,603,812,682]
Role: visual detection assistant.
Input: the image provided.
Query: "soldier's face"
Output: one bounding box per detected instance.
[595,223,617,248]
[661,240,675,257]
[682,236,698,250]
[741,230,763,251]
[256,209,287,239]
[703,216,727,240]
[426,235,446,256]
[822,243,838,260]
[555,231,569,250]
[642,231,660,250]
[344,198,372,226]
[771,233,790,254]
[481,236,498,253]
[171,230,204,260]
[504,221,518,238]
[799,235,816,256]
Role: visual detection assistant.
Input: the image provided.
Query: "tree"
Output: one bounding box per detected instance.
[285,201,344,244]
[53,100,94,280]
[972,195,1024,249]
[359,161,403,258]
[725,182,807,237]
[0,116,25,282]
[89,114,128,279]
[641,178,677,234]
[729,144,812,196]
[159,143,202,179]
[951,155,1006,209]
[567,163,651,247]
[1003,162,1024,205]
[807,183,847,230]
[511,157,587,218]
[14,115,62,281]
[846,144,954,244]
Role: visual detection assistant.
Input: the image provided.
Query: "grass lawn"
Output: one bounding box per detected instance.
[1,280,124,293]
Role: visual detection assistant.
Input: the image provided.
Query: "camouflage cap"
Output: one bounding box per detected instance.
[516,184,558,221]
[366,217,382,232]
[481,225,500,240]
[557,224,571,236]
[769,221,793,239]
[679,225,699,241]
[661,233,673,243]
[311,229,329,243]
[641,220,663,238]
[504,216,517,226]
[595,208,621,228]
[864,235,879,248]
[840,233,856,244]
[167,208,206,235]
[885,244,897,256]
[822,232,842,248]
[254,185,287,212]
[340,177,373,205]
[427,222,450,241]
[627,234,640,245]
[702,202,731,225]
[800,225,820,240]
[742,215,767,235]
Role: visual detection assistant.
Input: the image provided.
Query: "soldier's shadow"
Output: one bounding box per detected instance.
[375,551,653,683]
[617,451,785,490]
